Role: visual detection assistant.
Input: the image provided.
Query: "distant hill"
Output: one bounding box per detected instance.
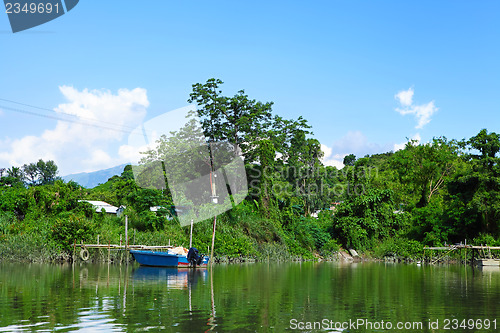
[62,164,129,188]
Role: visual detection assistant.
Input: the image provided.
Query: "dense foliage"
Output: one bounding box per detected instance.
[1,79,499,262]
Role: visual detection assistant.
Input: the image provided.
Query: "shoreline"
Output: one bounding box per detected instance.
[0,247,494,267]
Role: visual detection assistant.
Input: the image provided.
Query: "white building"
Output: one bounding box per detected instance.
[79,200,121,215]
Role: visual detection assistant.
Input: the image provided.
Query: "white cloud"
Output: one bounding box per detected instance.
[393,133,421,151]
[395,87,414,107]
[0,86,149,174]
[320,144,332,159]
[321,144,345,169]
[321,131,393,168]
[84,149,113,167]
[395,88,438,129]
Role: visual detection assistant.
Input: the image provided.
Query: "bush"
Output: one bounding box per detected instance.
[320,239,340,257]
[0,232,61,262]
[215,232,256,257]
[51,213,96,253]
[0,211,16,235]
[472,233,499,246]
[372,237,423,259]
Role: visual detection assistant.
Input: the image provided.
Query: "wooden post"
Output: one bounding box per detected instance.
[97,234,100,245]
[189,218,194,249]
[210,216,217,264]
[108,241,111,263]
[73,239,76,262]
[125,215,128,250]
[464,240,466,265]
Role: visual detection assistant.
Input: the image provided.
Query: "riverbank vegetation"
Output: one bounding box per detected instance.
[1,79,500,263]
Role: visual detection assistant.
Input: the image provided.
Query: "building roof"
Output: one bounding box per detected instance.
[79,200,119,214]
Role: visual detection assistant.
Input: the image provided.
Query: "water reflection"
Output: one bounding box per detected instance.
[130,266,216,331]
[0,262,499,332]
[132,266,207,290]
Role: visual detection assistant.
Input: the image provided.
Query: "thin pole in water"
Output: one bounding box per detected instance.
[125,215,129,264]
[189,218,194,248]
[125,215,128,250]
[210,216,216,265]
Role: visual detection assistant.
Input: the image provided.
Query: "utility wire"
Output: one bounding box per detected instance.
[0,97,144,133]
[0,104,142,135]
[0,98,156,137]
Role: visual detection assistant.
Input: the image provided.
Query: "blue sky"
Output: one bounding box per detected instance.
[0,1,499,175]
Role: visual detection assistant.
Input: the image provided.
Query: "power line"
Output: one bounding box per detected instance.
[0,104,142,135]
[0,97,143,133]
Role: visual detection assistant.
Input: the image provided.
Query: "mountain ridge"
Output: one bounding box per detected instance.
[62,164,129,188]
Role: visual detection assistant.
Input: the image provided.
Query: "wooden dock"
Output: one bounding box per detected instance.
[75,244,173,250]
[71,216,190,263]
[423,245,500,265]
[73,241,174,262]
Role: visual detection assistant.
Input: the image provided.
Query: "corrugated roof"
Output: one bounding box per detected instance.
[79,200,119,214]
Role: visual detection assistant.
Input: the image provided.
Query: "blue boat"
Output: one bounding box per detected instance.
[130,247,209,268]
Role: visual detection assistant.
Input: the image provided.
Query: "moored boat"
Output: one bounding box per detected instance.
[130,247,209,268]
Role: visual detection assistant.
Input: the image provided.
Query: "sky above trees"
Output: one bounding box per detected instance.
[0,1,498,175]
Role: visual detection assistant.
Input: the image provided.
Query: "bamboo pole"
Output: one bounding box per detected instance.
[125,215,128,264]
[210,216,216,265]
[125,216,128,250]
[189,218,194,249]
[431,247,457,264]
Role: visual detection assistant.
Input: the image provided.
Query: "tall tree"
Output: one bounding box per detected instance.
[447,129,500,237]
[23,163,39,186]
[188,78,274,161]
[36,159,58,185]
[286,131,324,215]
[391,137,459,208]
[343,154,356,166]
[269,115,312,164]
[6,166,24,181]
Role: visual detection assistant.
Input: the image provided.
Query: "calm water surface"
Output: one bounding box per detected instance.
[0,262,498,332]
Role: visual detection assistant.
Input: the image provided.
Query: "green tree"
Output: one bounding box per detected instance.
[6,166,24,181]
[286,132,324,215]
[36,160,58,185]
[2,167,25,187]
[188,78,273,162]
[343,154,356,166]
[22,163,39,186]
[447,129,500,238]
[328,187,405,250]
[391,137,459,208]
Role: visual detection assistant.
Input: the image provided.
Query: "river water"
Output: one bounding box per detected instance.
[0,261,498,332]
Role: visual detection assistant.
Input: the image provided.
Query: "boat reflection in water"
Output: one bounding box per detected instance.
[132,266,207,290]
[132,265,216,331]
